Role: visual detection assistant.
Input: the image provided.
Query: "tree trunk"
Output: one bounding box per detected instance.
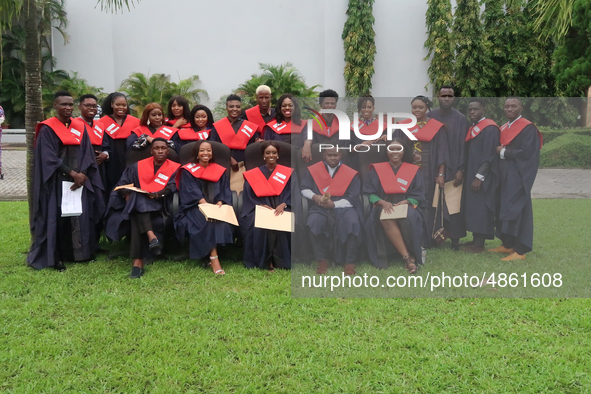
[24,0,43,233]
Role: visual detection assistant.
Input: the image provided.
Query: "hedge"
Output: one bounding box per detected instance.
[540,133,591,168]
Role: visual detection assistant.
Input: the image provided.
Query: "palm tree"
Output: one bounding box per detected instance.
[533,0,575,40]
[0,0,138,229]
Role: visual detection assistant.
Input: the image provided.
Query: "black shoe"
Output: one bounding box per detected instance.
[54,262,66,272]
[148,238,162,255]
[130,266,144,278]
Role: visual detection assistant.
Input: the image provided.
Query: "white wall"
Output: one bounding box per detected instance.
[54,0,430,107]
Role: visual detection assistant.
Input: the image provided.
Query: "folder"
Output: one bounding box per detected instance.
[199,203,239,226]
[432,181,462,215]
[254,205,295,232]
[379,203,408,220]
[61,181,83,217]
[113,184,149,194]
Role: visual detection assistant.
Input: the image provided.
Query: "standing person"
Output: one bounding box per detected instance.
[242,85,275,134]
[99,92,140,196]
[302,89,342,161]
[429,86,469,250]
[241,141,295,270]
[174,104,214,151]
[463,99,500,253]
[301,147,362,276]
[174,140,233,275]
[210,94,258,192]
[351,95,387,148]
[363,139,427,273]
[489,98,542,261]
[165,96,192,129]
[263,93,307,147]
[72,95,108,176]
[105,138,180,278]
[128,103,179,153]
[396,96,449,247]
[0,105,4,180]
[27,91,105,271]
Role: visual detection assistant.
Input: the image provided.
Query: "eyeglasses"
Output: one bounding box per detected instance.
[82,104,98,109]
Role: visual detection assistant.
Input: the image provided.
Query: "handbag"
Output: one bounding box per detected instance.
[432,186,448,245]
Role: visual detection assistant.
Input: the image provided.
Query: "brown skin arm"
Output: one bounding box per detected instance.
[435,164,445,187]
[69,171,87,190]
[471,178,482,193]
[453,170,463,187]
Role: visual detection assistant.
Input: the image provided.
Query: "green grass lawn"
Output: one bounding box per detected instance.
[1,200,590,393]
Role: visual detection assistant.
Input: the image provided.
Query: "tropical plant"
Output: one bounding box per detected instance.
[424,0,454,90]
[553,0,591,97]
[532,0,575,40]
[342,0,376,96]
[119,72,207,117]
[235,62,320,107]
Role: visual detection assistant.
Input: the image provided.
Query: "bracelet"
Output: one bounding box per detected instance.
[438,173,444,177]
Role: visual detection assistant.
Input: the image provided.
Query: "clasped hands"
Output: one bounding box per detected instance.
[312,194,335,209]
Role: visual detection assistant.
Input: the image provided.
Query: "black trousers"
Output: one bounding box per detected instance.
[130,212,154,259]
[500,234,529,255]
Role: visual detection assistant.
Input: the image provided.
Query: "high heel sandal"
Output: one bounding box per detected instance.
[210,255,225,275]
[403,254,417,274]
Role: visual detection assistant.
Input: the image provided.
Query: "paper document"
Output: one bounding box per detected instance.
[380,203,408,220]
[254,205,295,232]
[113,184,149,194]
[199,203,239,226]
[444,182,462,215]
[431,181,462,215]
[61,181,83,217]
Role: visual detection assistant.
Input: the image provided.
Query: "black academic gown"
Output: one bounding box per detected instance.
[262,123,306,148]
[126,126,181,155]
[394,123,449,244]
[104,162,177,258]
[363,164,427,269]
[465,124,500,237]
[171,127,211,152]
[429,108,468,239]
[209,119,257,163]
[101,115,138,197]
[498,124,540,253]
[174,168,234,259]
[300,163,363,265]
[28,123,105,269]
[240,165,295,269]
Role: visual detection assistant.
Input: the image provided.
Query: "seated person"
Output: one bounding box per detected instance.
[301,147,362,275]
[363,139,427,273]
[174,140,233,275]
[241,141,295,270]
[127,103,178,154]
[105,138,180,278]
[263,94,306,147]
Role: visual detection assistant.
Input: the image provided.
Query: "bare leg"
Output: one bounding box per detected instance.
[146,230,156,242]
[380,219,409,257]
[133,258,143,268]
[209,247,224,275]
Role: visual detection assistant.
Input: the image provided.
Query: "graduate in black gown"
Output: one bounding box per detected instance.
[350,95,387,148]
[489,98,542,261]
[99,92,140,196]
[241,141,295,270]
[127,103,179,155]
[301,89,346,161]
[241,85,276,135]
[210,94,259,192]
[173,104,213,151]
[28,91,105,271]
[429,86,468,249]
[105,138,180,278]
[395,96,449,247]
[363,139,427,273]
[262,94,307,147]
[165,95,192,129]
[463,99,500,253]
[300,147,362,275]
[174,140,233,275]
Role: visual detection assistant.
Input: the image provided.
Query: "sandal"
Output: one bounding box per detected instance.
[210,255,225,275]
[403,254,417,274]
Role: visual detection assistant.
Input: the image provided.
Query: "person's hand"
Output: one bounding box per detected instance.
[216,201,223,207]
[471,178,482,193]
[230,157,239,172]
[274,203,286,216]
[69,171,87,190]
[394,199,409,206]
[261,204,273,210]
[124,193,130,202]
[148,192,161,199]
[95,151,108,165]
[435,175,445,188]
[173,118,187,128]
[321,199,335,209]
[496,145,504,154]
[312,194,322,205]
[378,199,394,214]
[301,141,312,162]
[255,137,264,142]
[199,198,207,204]
[146,135,154,144]
[453,170,463,187]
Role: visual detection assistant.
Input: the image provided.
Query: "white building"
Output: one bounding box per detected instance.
[54,0,431,106]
